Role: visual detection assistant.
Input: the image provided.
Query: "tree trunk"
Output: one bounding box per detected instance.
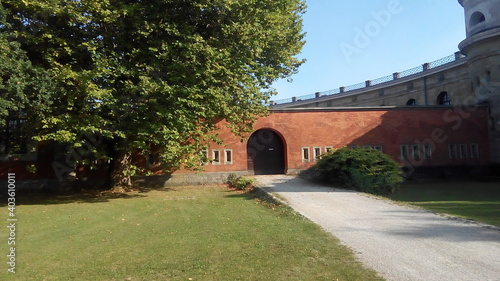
[107,140,133,192]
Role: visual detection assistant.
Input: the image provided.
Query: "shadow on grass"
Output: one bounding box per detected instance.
[0,174,186,206]
[0,190,148,206]
[224,193,254,200]
[387,178,500,202]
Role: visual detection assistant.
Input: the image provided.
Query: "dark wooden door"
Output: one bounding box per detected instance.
[247,129,285,175]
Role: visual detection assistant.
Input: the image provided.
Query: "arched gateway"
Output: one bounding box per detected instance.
[246,129,285,175]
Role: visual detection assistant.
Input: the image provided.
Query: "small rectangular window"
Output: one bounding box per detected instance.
[302,147,310,162]
[460,144,468,159]
[313,147,321,161]
[400,145,409,160]
[373,145,383,153]
[448,144,457,159]
[325,146,333,153]
[424,144,432,160]
[224,149,233,165]
[412,145,420,160]
[212,149,221,165]
[363,145,372,149]
[470,144,479,158]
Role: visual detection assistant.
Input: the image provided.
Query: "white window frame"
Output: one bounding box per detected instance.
[459,144,468,159]
[424,144,432,160]
[302,147,310,162]
[400,145,409,160]
[224,149,233,165]
[325,146,333,153]
[313,147,322,161]
[448,144,457,159]
[412,144,420,160]
[470,143,479,159]
[212,149,221,165]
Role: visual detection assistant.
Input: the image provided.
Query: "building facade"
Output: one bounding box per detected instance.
[1,0,498,189]
[271,0,500,166]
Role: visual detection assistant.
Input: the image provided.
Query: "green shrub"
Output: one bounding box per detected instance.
[227,174,256,191]
[313,147,403,195]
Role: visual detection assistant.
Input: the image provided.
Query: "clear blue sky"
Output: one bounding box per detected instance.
[271,0,466,102]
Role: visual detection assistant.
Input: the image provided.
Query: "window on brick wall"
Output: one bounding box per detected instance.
[470,144,479,158]
[325,146,333,153]
[224,149,233,165]
[373,145,383,153]
[424,144,432,160]
[302,147,310,162]
[459,144,468,159]
[313,147,321,161]
[448,144,457,159]
[212,150,221,165]
[412,145,420,160]
[400,145,409,160]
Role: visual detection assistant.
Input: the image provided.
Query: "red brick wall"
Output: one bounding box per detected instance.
[181,106,490,174]
[0,142,55,180]
[1,106,491,180]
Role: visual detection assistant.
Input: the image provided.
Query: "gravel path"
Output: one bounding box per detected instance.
[255,175,500,281]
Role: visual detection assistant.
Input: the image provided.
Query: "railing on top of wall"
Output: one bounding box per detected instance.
[270,52,466,106]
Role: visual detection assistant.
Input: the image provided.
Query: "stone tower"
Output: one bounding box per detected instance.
[458,0,500,169]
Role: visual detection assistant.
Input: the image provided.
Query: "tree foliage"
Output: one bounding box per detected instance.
[313,147,403,195]
[2,0,306,189]
[0,3,53,130]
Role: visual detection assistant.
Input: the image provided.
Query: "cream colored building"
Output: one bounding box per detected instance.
[272,0,500,168]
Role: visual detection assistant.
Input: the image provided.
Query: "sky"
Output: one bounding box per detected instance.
[271,0,466,102]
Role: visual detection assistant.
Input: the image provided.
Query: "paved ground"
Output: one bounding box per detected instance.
[255,175,500,281]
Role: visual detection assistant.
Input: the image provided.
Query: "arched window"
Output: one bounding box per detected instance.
[437,92,451,105]
[470,11,486,27]
[406,99,418,106]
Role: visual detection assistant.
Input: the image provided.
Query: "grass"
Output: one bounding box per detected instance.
[385,179,500,227]
[0,186,383,281]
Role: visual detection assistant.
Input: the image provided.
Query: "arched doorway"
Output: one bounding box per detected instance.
[247,129,285,175]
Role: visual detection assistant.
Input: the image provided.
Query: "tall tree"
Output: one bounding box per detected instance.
[3,0,306,191]
[0,3,53,155]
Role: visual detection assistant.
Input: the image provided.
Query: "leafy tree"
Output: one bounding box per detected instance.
[0,3,54,154]
[3,0,306,191]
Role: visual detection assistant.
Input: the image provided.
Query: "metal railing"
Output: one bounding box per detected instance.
[271,52,465,106]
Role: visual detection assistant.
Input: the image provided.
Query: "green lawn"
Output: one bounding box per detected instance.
[0,186,382,281]
[386,179,500,227]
